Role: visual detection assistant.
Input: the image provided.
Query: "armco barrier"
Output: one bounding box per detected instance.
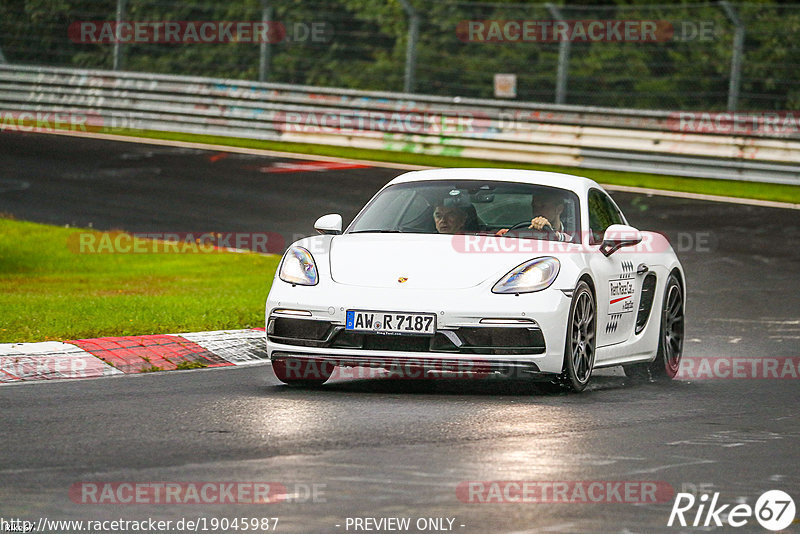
[1,64,799,185]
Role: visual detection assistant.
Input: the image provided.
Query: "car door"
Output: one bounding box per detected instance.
[586,189,643,351]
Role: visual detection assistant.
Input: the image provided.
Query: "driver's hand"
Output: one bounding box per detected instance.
[495,228,509,236]
[528,216,552,230]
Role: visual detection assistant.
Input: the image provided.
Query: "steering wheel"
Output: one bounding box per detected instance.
[502,220,555,236]
[507,220,534,231]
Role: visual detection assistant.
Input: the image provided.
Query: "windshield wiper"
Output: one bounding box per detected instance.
[349,229,403,234]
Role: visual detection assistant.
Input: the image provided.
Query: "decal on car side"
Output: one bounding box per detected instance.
[606,313,623,333]
[605,261,637,335]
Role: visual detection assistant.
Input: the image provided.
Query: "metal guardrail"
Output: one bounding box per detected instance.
[1,64,799,185]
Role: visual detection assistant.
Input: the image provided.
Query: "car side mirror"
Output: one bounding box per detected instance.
[314,213,343,235]
[600,224,642,256]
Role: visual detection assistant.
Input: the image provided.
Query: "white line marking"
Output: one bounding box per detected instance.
[709,318,800,325]
[0,179,30,193]
[34,129,800,210]
[40,129,432,170]
[622,456,716,475]
[604,183,800,210]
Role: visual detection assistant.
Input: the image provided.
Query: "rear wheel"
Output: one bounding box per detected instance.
[625,273,684,381]
[272,358,334,387]
[555,280,596,392]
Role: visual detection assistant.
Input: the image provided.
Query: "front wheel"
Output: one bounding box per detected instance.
[272,358,334,387]
[625,273,684,381]
[555,280,596,392]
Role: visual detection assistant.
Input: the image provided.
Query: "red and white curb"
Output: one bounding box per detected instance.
[0,328,268,384]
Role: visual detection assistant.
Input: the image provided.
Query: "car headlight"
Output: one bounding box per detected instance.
[492,257,560,294]
[279,246,318,286]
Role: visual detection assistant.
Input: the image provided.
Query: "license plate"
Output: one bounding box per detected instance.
[346,310,436,335]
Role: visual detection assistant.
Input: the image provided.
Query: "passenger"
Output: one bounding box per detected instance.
[496,191,572,241]
[433,203,469,234]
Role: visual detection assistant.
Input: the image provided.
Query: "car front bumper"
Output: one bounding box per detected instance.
[265,281,573,376]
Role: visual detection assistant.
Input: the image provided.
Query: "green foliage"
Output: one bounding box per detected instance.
[1,1,798,109]
[176,360,208,370]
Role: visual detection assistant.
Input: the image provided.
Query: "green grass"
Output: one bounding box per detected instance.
[176,360,209,370]
[105,127,800,204]
[0,218,280,343]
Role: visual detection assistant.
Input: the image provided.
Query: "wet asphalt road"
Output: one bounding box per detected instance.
[0,132,798,533]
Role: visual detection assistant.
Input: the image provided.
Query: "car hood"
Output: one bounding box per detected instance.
[328,234,543,289]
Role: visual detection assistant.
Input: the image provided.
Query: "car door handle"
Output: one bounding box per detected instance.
[637,263,649,275]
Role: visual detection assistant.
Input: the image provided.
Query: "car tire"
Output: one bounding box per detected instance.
[272,358,334,387]
[625,273,684,381]
[555,280,596,392]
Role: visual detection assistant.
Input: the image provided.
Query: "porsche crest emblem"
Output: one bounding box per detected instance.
[398,277,408,283]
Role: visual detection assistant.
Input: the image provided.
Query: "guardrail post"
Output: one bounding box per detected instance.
[398,0,419,93]
[113,0,128,70]
[720,1,745,111]
[259,0,273,82]
[0,46,7,64]
[546,3,570,105]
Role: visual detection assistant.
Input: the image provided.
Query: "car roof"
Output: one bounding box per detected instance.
[386,168,602,195]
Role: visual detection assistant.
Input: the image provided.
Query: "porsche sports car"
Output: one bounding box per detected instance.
[265,168,685,392]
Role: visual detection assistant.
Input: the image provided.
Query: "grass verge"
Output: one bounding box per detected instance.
[0,218,279,343]
[104,128,800,204]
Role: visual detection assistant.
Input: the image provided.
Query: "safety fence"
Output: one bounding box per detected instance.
[1,64,799,185]
[2,1,800,111]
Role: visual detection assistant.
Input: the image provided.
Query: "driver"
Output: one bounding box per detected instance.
[496,191,572,241]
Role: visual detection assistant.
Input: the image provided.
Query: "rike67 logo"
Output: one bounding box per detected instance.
[668,490,795,531]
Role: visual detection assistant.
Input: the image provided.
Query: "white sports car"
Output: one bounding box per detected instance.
[265,168,685,392]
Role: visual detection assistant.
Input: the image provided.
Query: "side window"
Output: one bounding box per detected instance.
[351,188,415,231]
[588,189,624,243]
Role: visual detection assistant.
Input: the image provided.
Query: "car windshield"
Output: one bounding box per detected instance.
[348,179,580,242]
